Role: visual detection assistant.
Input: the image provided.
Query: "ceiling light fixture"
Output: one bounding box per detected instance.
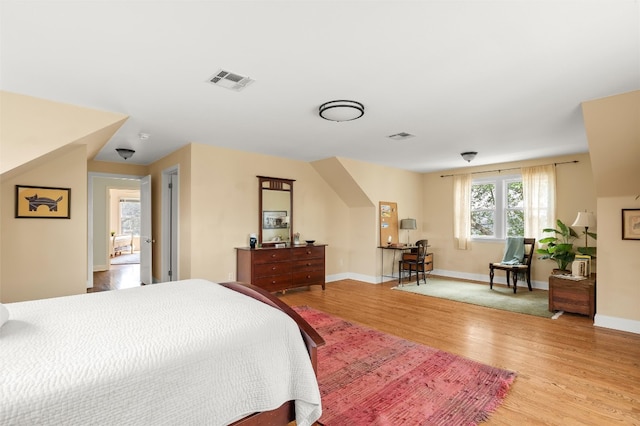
[319,100,364,122]
[115,148,135,160]
[461,151,478,162]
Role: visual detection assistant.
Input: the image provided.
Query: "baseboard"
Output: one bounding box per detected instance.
[594,314,640,335]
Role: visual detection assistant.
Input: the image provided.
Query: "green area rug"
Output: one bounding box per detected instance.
[392,278,553,318]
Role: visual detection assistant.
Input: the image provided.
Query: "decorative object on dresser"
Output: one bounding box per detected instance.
[548,273,596,319]
[237,244,327,292]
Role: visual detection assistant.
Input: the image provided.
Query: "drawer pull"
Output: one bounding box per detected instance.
[306,275,311,279]
[271,267,277,271]
[271,254,277,258]
[306,250,312,254]
[306,263,311,266]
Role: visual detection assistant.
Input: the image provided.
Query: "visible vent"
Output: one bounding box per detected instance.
[387,132,415,141]
[207,69,254,91]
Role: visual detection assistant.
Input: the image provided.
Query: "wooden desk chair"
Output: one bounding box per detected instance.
[489,238,535,293]
[398,239,431,286]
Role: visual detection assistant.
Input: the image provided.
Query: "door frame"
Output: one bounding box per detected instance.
[161,166,180,282]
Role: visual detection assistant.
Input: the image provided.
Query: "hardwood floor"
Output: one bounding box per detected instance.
[89,263,142,292]
[279,278,640,425]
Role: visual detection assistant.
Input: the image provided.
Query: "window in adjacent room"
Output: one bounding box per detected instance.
[470,174,523,240]
[120,198,141,236]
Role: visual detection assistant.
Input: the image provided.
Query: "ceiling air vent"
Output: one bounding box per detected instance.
[206,69,254,91]
[387,132,415,141]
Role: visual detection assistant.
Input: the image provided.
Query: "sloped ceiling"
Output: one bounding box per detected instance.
[1,1,639,173]
[582,91,640,198]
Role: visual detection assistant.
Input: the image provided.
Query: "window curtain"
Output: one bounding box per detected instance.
[453,173,472,249]
[522,165,556,244]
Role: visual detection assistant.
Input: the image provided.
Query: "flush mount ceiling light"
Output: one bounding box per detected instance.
[319,100,364,122]
[461,151,478,162]
[115,148,135,160]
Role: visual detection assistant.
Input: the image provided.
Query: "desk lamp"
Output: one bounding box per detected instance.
[400,218,417,246]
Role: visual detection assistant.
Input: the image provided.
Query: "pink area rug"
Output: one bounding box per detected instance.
[294,306,516,425]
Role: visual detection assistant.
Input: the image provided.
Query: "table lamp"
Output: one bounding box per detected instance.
[400,218,417,246]
[572,211,596,248]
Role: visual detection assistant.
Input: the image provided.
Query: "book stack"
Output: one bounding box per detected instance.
[572,254,592,277]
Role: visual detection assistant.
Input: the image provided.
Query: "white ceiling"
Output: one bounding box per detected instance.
[1,1,638,173]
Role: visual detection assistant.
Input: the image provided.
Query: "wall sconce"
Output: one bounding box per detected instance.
[460,151,477,162]
[115,148,135,160]
[400,218,417,246]
[572,210,596,248]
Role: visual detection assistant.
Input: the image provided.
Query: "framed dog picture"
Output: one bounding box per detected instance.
[15,185,71,219]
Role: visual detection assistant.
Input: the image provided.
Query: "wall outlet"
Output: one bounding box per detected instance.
[228,272,233,281]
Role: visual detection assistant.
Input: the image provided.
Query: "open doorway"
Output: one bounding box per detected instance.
[88,173,149,290]
[108,188,141,267]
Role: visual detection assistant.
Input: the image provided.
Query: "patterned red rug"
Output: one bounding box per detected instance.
[294,306,516,425]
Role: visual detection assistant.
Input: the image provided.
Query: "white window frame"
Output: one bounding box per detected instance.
[471,173,522,241]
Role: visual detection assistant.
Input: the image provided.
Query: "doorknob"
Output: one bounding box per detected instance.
[145,238,154,243]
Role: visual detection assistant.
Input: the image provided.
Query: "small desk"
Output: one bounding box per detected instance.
[378,245,417,281]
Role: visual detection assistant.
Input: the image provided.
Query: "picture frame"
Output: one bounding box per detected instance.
[15,185,71,219]
[622,208,640,240]
[262,210,288,229]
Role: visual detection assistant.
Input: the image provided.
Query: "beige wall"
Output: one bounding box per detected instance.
[1,146,88,302]
[422,153,596,286]
[582,91,640,329]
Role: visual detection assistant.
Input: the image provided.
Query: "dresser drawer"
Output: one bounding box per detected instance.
[252,249,292,264]
[254,274,292,291]
[255,262,292,277]
[292,246,324,259]
[293,258,324,271]
[292,270,325,286]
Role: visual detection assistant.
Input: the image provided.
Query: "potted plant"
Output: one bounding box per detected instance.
[536,219,579,274]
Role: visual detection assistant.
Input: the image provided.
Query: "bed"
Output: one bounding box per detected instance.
[0,279,324,425]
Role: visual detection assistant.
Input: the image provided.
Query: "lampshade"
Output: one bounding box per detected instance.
[460,151,477,162]
[115,148,135,160]
[319,100,364,122]
[400,218,417,230]
[572,211,596,228]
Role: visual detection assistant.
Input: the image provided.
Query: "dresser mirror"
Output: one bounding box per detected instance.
[258,176,294,246]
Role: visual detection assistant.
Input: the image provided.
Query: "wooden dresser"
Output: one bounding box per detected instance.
[548,273,596,319]
[236,244,326,292]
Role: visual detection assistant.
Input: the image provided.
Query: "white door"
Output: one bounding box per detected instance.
[140,175,153,285]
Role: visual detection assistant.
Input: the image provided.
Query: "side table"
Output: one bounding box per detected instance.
[548,273,596,319]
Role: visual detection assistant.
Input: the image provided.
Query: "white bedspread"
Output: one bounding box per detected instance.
[0,279,321,425]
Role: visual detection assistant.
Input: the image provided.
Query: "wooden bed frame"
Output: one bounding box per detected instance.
[221,281,325,425]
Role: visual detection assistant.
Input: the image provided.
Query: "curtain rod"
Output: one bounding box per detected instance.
[439,160,579,178]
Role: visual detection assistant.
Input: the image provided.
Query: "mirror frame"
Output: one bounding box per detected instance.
[258,176,294,246]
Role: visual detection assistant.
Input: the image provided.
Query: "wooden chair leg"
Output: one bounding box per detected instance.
[489,265,494,289]
[511,268,518,293]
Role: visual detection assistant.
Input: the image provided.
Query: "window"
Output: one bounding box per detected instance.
[470,175,523,239]
[120,198,140,236]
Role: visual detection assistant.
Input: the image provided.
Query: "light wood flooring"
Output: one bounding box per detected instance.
[280,278,640,425]
[89,267,640,424]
